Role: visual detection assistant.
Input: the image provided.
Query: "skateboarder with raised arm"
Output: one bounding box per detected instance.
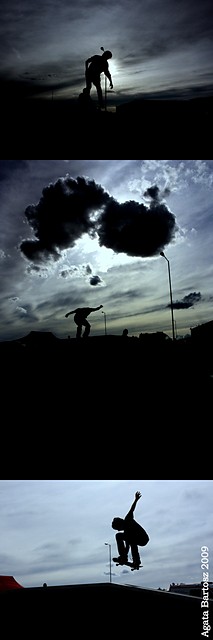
[65,304,103,338]
[112,491,149,569]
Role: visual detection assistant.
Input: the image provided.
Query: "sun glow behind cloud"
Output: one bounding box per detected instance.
[72,234,145,273]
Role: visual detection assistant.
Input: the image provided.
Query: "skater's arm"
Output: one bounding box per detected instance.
[88,304,103,313]
[105,69,113,88]
[125,492,142,519]
[65,309,77,318]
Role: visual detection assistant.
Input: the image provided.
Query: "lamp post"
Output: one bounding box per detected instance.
[102,310,107,335]
[160,252,175,341]
[105,543,112,583]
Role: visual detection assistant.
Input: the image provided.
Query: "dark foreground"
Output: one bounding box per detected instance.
[0,582,211,639]
[2,335,212,414]
[2,334,212,474]
[2,96,212,154]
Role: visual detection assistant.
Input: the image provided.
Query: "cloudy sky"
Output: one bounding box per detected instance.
[1,0,213,103]
[1,159,213,342]
[1,479,212,589]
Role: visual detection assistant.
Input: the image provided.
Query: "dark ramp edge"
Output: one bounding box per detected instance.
[0,582,208,639]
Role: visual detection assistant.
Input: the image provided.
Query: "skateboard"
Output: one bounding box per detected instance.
[113,557,143,571]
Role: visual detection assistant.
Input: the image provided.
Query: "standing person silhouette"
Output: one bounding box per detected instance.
[85,50,113,108]
[112,491,149,569]
[65,305,103,338]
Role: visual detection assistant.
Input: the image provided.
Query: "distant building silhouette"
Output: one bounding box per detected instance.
[139,331,171,342]
[169,582,213,599]
[17,331,59,347]
[190,319,213,343]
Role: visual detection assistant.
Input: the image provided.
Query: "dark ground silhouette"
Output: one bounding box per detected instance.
[78,87,97,114]
[1,95,212,154]
[0,581,211,639]
[1,330,212,479]
[1,333,212,424]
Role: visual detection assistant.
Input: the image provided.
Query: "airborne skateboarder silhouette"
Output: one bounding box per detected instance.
[112,491,149,570]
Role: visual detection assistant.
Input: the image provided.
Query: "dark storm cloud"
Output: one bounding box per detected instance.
[86,264,92,274]
[20,176,109,262]
[98,198,177,257]
[144,185,171,202]
[20,175,177,265]
[169,292,201,309]
[59,263,100,283]
[89,275,103,286]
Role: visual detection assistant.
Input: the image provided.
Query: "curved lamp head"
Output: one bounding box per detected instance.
[160,251,169,261]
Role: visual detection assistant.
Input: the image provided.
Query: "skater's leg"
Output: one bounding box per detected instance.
[116,533,128,560]
[130,543,141,567]
[76,323,82,339]
[94,80,104,108]
[83,320,91,338]
[85,72,92,95]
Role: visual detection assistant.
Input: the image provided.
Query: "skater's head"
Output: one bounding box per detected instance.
[102,50,112,60]
[112,517,124,531]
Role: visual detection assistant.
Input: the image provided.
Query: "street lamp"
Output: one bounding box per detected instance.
[160,252,175,341]
[105,542,112,583]
[102,310,107,335]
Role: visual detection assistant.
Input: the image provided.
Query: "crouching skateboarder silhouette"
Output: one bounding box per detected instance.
[112,491,149,571]
[65,305,103,338]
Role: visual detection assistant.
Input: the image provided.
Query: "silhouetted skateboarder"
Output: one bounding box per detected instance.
[65,305,103,338]
[85,50,113,108]
[112,491,149,569]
